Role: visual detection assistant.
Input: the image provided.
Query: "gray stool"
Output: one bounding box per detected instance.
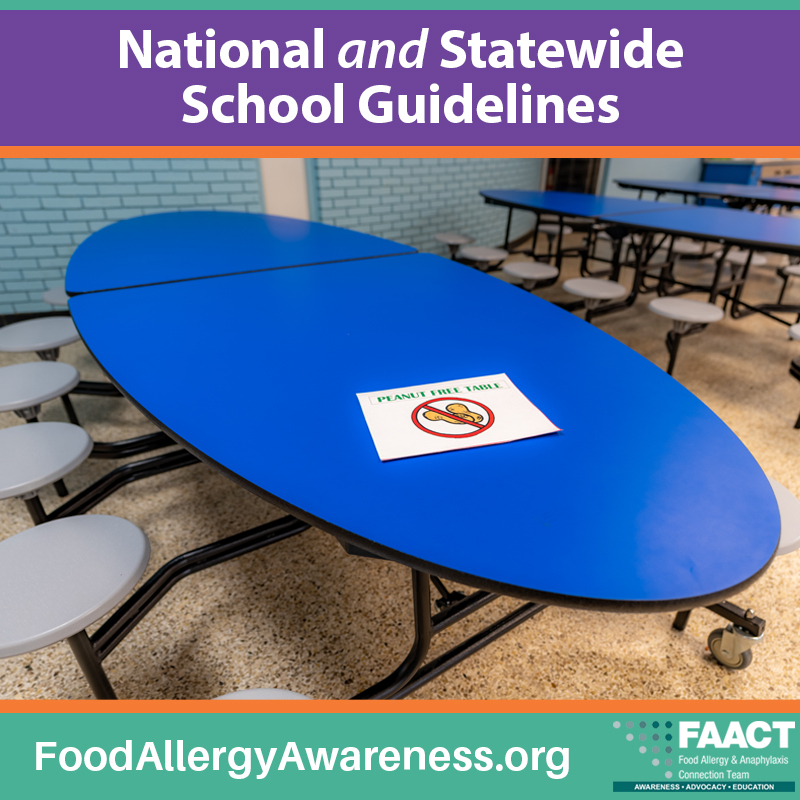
[672,240,703,255]
[592,228,634,269]
[0,514,149,699]
[216,688,311,700]
[502,261,559,291]
[671,239,704,257]
[537,222,574,262]
[768,478,800,556]
[787,324,800,427]
[538,222,573,237]
[714,248,768,268]
[562,277,627,323]
[0,317,80,361]
[0,422,93,523]
[459,245,508,272]
[597,230,633,245]
[0,361,81,425]
[42,286,70,307]
[648,297,724,376]
[434,232,475,259]
[777,264,800,304]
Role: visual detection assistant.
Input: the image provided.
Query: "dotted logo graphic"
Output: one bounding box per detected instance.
[613,719,674,779]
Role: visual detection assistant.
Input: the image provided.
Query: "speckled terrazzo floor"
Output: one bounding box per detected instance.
[2,235,800,701]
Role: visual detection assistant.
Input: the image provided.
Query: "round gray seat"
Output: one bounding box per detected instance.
[0,515,149,659]
[563,277,627,302]
[0,317,80,360]
[789,323,800,342]
[216,688,311,700]
[597,230,633,244]
[435,232,475,258]
[648,297,725,326]
[502,261,559,290]
[0,422,92,500]
[0,361,80,420]
[768,478,800,557]
[714,249,768,267]
[647,297,723,376]
[42,286,70,307]
[538,222,573,237]
[459,245,508,272]
[671,239,704,257]
[562,278,627,324]
[779,265,800,306]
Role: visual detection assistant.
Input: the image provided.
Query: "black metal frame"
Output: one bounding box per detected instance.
[90,431,176,459]
[353,570,547,699]
[789,357,800,429]
[72,380,123,397]
[672,601,766,638]
[499,206,583,284]
[65,515,310,699]
[724,276,800,326]
[352,570,766,699]
[22,449,199,526]
[60,559,771,699]
[664,323,709,376]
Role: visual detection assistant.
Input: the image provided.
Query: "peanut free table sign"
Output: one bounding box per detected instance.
[357,373,560,461]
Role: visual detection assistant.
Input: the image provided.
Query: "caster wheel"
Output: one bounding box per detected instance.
[707,628,753,670]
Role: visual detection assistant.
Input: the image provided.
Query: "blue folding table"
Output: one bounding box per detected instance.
[482,189,800,323]
[762,176,800,189]
[614,178,800,211]
[66,211,779,697]
[66,211,415,294]
[597,205,800,323]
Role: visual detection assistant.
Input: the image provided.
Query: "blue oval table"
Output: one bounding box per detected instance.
[66,211,780,697]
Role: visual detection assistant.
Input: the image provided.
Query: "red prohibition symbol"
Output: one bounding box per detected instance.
[411,396,495,438]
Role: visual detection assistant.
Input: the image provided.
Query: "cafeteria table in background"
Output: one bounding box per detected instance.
[614,178,800,211]
[66,211,780,697]
[762,176,800,190]
[481,190,800,323]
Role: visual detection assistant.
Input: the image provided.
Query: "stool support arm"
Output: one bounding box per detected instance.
[67,631,117,700]
[90,431,175,460]
[72,380,123,397]
[45,449,199,521]
[91,515,310,662]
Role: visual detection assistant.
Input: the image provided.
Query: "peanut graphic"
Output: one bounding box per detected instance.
[423,402,484,425]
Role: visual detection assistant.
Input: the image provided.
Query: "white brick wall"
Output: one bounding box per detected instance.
[0,158,263,314]
[314,158,541,257]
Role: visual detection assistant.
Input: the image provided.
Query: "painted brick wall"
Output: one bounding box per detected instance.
[0,158,263,315]
[601,158,703,201]
[313,158,541,256]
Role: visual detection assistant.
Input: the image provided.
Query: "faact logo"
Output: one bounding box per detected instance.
[680,721,795,749]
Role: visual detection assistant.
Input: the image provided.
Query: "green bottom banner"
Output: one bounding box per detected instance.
[1,707,797,797]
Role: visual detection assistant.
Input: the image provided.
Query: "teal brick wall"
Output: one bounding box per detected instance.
[601,158,703,201]
[0,158,264,314]
[313,158,541,256]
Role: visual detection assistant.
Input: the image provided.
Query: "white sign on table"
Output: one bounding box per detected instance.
[357,373,560,462]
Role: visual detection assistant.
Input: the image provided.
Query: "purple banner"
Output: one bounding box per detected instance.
[0,10,797,146]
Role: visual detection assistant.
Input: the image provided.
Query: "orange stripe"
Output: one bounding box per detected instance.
[0,146,797,158]
[1,699,799,714]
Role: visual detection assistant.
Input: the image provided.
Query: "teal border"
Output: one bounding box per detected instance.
[0,1,792,8]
